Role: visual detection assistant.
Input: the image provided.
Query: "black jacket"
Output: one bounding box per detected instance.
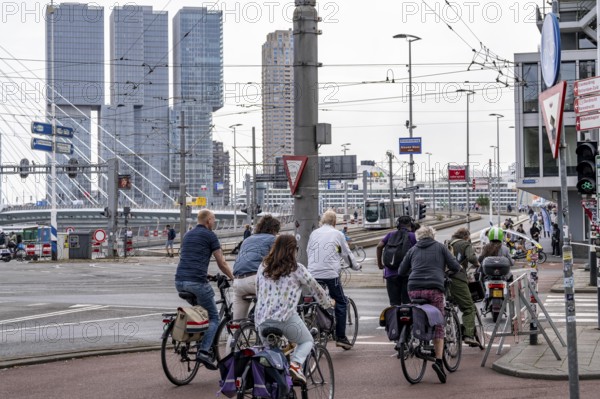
[399,237,461,292]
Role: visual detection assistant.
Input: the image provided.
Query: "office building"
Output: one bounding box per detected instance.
[514,1,597,255]
[212,141,231,205]
[171,7,224,204]
[106,6,169,205]
[45,2,104,203]
[262,30,294,174]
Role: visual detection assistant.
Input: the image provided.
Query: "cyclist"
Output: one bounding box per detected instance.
[447,228,479,346]
[174,209,234,370]
[232,215,280,321]
[255,234,332,384]
[398,225,461,384]
[478,227,514,268]
[307,210,360,350]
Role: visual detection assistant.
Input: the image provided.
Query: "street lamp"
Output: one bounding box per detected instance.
[394,33,421,219]
[229,123,242,232]
[490,145,497,225]
[489,113,504,226]
[341,143,351,156]
[457,89,475,231]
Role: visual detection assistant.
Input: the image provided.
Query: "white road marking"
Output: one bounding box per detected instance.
[26,303,49,306]
[0,305,108,324]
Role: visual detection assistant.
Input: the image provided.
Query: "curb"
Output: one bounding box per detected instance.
[492,360,600,381]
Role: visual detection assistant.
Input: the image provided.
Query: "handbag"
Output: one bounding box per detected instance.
[315,305,334,334]
[172,306,209,342]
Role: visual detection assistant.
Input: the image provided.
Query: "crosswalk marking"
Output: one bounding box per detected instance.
[539,294,598,324]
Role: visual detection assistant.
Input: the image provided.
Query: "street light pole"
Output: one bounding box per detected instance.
[457,89,475,231]
[229,124,242,232]
[490,113,504,226]
[394,33,421,219]
[342,143,350,215]
[425,152,434,215]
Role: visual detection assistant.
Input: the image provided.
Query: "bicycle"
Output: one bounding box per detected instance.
[160,274,257,386]
[235,327,335,399]
[299,291,359,348]
[397,280,462,384]
[351,244,366,263]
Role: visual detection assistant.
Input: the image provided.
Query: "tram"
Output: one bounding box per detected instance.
[363,199,409,229]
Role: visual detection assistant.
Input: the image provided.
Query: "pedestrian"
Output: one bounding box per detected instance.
[530,223,541,242]
[447,228,479,346]
[232,215,280,321]
[399,226,461,383]
[551,223,561,256]
[353,210,358,221]
[376,216,416,306]
[174,209,234,370]
[165,224,176,257]
[307,210,361,350]
[243,224,252,240]
[256,234,332,384]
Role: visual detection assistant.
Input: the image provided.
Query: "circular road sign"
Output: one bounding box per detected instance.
[541,13,561,88]
[65,226,75,233]
[93,229,107,243]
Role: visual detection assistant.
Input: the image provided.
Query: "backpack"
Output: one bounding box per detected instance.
[445,239,465,266]
[168,228,176,240]
[382,230,412,270]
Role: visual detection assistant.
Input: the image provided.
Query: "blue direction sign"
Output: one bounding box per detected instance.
[31,121,74,138]
[31,138,53,152]
[31,121,53,135]
[399,137,422,154]
[55,142,74,155]
[55,125,74,138]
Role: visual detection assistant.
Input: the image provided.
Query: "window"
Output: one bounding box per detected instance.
[562,62,576,112]
[541,127,557,177]
[523,127,539,177]
[579,60,595,80]
[523,63,539,113]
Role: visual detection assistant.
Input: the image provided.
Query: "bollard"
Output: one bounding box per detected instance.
[529,251,539,344]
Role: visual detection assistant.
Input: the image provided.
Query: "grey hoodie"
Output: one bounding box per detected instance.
[398,237,461,292]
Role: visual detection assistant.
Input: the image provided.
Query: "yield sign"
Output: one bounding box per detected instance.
[539,81,566,159]
[283,155,308,195]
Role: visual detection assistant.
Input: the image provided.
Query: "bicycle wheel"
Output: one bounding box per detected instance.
[303,305,327,346]
[537,251,547,264]
[474,311,486,350]
[302,344,334,399]
[339,267,351,287]
[399,325,426,384]
[231,321,259,352]
[161,322,201,386]
[352,246,366,263]
[213,318,232,362]
[345,297,359,346]
[443,310,462,372]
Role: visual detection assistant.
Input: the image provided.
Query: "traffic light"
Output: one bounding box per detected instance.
[66,158,78,179]
[256,205,262,215]
[19,158,30,179]
[576,141,598,195]
[418,203,427,220]
[403,205,410,216]
[100,207,110,218]
[241,207,248,214]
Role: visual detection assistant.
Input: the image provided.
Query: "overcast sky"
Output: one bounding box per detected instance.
[0,0,544,203]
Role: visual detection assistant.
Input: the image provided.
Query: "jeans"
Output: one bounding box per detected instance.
[386,275,410,306]
[259,313,313,365]
[175,280,219,353]
[316,277,347,340]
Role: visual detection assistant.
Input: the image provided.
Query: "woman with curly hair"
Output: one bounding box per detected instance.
[255,234,331,384]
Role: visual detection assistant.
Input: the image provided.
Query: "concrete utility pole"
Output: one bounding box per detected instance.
[178,111,187,238]
[293,0,320,265]
[229,124,242,232]
[387,151,395,227]
[107,158,119,257]
[252,127,258,223]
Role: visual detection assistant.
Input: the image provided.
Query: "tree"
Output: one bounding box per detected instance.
[476,195,489,207]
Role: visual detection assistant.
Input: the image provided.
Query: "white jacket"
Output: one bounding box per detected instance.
[307,224,359,279]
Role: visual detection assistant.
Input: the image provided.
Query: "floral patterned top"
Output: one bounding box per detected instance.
[255,262,331,325]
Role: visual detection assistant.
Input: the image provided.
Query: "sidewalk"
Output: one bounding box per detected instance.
[493,267,600,380]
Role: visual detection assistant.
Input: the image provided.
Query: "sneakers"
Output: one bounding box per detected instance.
[463,336,479,346]
[432,361,447,384]
[196,350,217,370]
[289,362,306,384]
[335,336,353,350]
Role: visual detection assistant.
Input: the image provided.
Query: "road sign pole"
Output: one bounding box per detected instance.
[49,2,58,261]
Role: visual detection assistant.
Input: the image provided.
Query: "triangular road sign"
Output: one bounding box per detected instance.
[539,81,566,159]
[283,155,308,195]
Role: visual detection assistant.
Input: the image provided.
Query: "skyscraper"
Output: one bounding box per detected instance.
[262,30,294,174]
[212,141,230,205]
[46,3,104,203]
[171,7,224,204]
[106,5,169,205]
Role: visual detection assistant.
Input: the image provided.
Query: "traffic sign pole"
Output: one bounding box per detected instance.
[49,2,58,262]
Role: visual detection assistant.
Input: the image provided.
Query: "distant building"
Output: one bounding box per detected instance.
[45,2,105,203]
[262,30,294,174]
[171,7,223,204]
[212,141,230,205]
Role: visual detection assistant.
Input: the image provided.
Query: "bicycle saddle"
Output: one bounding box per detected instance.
[410,298,430,305]
[178,291,198,306]
[242,294,256,302]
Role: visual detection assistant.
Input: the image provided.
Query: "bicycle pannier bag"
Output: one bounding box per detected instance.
[379,305,413,341]
[218,349,256,398]
[382,230,412,270]
[315,305,334,334]
[172,306,208,341]
[411,305,443,341]
[252,348,292,399]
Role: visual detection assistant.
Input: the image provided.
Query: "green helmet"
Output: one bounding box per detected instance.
[488,227,504,242]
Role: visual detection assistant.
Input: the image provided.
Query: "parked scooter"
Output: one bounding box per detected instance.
[481,256,513,323]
